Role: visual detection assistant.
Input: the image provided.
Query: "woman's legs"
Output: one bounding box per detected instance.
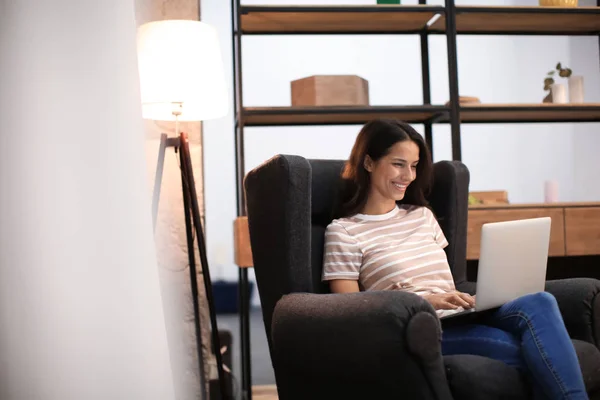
[442,324,548,398]
[442,324,525,369]
[485,292,587,400]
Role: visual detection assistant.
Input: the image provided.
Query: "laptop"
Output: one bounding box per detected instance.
[440,216,552,322]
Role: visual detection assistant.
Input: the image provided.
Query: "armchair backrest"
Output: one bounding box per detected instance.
[306,159,347,294]
[429,160,470,287]
[245,154,470,349]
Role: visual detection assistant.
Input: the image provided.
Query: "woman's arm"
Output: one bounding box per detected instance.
[322,221,362,288]
[330,279,360,293]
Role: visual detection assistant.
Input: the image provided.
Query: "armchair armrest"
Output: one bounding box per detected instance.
[545,278,600,347]
[270,290,453,400]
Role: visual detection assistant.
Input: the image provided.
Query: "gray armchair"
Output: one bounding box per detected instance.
[244,154,600,400]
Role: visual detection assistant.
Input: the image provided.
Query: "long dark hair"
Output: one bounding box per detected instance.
[335,119,433,219]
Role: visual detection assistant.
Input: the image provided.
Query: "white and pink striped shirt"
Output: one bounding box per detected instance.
[322,205,455,295]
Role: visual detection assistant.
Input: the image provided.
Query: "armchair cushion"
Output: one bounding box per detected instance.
[443,354,530,400]
[572,339,600,395]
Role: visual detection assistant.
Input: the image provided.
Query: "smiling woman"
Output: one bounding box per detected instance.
[334,119,432,220]
[323,119,589,400]
[325,119,452,296]
[363,140,420,214]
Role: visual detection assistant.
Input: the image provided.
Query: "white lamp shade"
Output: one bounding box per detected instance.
[137,20,228,122]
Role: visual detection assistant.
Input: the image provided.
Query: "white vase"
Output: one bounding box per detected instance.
[551,83,567,104]
[569,76,584,103]
[544,180,559,203]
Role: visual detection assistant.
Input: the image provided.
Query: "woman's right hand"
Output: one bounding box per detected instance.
[423,291,475,310]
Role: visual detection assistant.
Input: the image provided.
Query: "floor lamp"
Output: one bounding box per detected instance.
[137,20,230,400]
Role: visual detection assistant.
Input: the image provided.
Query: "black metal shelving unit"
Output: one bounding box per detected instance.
[230,1,600,398]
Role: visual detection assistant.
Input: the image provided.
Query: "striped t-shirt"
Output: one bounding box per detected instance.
[322,205,455,295]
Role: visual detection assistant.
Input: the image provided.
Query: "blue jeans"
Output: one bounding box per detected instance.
[441,292,587,400]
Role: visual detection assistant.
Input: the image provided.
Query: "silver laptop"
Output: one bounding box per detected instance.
[440,217,552,320]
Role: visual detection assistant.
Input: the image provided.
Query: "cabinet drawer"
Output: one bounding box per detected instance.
[467,208,565,260]
[565,207,600,256]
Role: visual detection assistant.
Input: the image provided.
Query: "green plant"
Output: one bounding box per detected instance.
[468,194,482,206]
[544,62,573,92]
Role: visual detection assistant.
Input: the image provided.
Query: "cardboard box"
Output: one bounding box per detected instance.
[291,75,369,106]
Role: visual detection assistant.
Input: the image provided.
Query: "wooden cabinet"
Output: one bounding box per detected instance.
[236,203,600,265]
[467,208,565,260]
[565,207,600,256]
[234,217,253,267]
[467,202,600,260]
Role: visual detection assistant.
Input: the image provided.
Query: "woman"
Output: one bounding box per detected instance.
[322,118,587,400]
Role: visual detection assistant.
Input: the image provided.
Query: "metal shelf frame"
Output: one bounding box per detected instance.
[229,1,600,399]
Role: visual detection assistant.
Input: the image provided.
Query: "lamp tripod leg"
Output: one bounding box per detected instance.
[178,136,209,400]
[153,128,230,399]
[179,132,230,400]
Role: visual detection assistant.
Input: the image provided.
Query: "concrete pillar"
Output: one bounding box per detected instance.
[0,1,176,399]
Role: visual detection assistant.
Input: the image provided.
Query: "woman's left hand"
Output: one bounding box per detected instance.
[454,291,476,308]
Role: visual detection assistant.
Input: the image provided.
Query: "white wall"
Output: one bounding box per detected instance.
[0,1,175,398]
[202,0,600,304]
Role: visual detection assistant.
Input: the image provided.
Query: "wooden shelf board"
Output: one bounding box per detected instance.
[242,104,600,126]
[242,105,448,126]
[458,103,600,123]
[240,5,599,36]
[431,6,600,35]
[469,202,600,210]
[240,5,444,34]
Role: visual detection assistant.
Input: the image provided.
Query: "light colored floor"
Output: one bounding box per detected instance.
[253,385,278,400]
[217,307,276,399]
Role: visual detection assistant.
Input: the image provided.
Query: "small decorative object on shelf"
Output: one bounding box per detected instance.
[543,62,572,103]
[468,194,481,206]
[569,75,584,103]
[444,96,481,106]
[539,0,578,6]
[468,191,509,206]
[291,75,369,107]
[552,83,568,104]
[377,0,401,4]
[544,180,559,203]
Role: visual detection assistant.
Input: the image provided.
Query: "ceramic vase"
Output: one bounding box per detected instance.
[569,75,584,103]
[544,180,559,203]
[551,83,567,104]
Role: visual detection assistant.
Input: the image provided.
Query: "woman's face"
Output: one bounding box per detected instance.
[365,140,419,204]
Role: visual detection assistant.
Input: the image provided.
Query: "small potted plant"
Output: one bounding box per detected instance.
[543,62,572,103]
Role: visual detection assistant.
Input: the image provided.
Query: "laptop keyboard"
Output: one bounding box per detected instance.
[437,307,477,319]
